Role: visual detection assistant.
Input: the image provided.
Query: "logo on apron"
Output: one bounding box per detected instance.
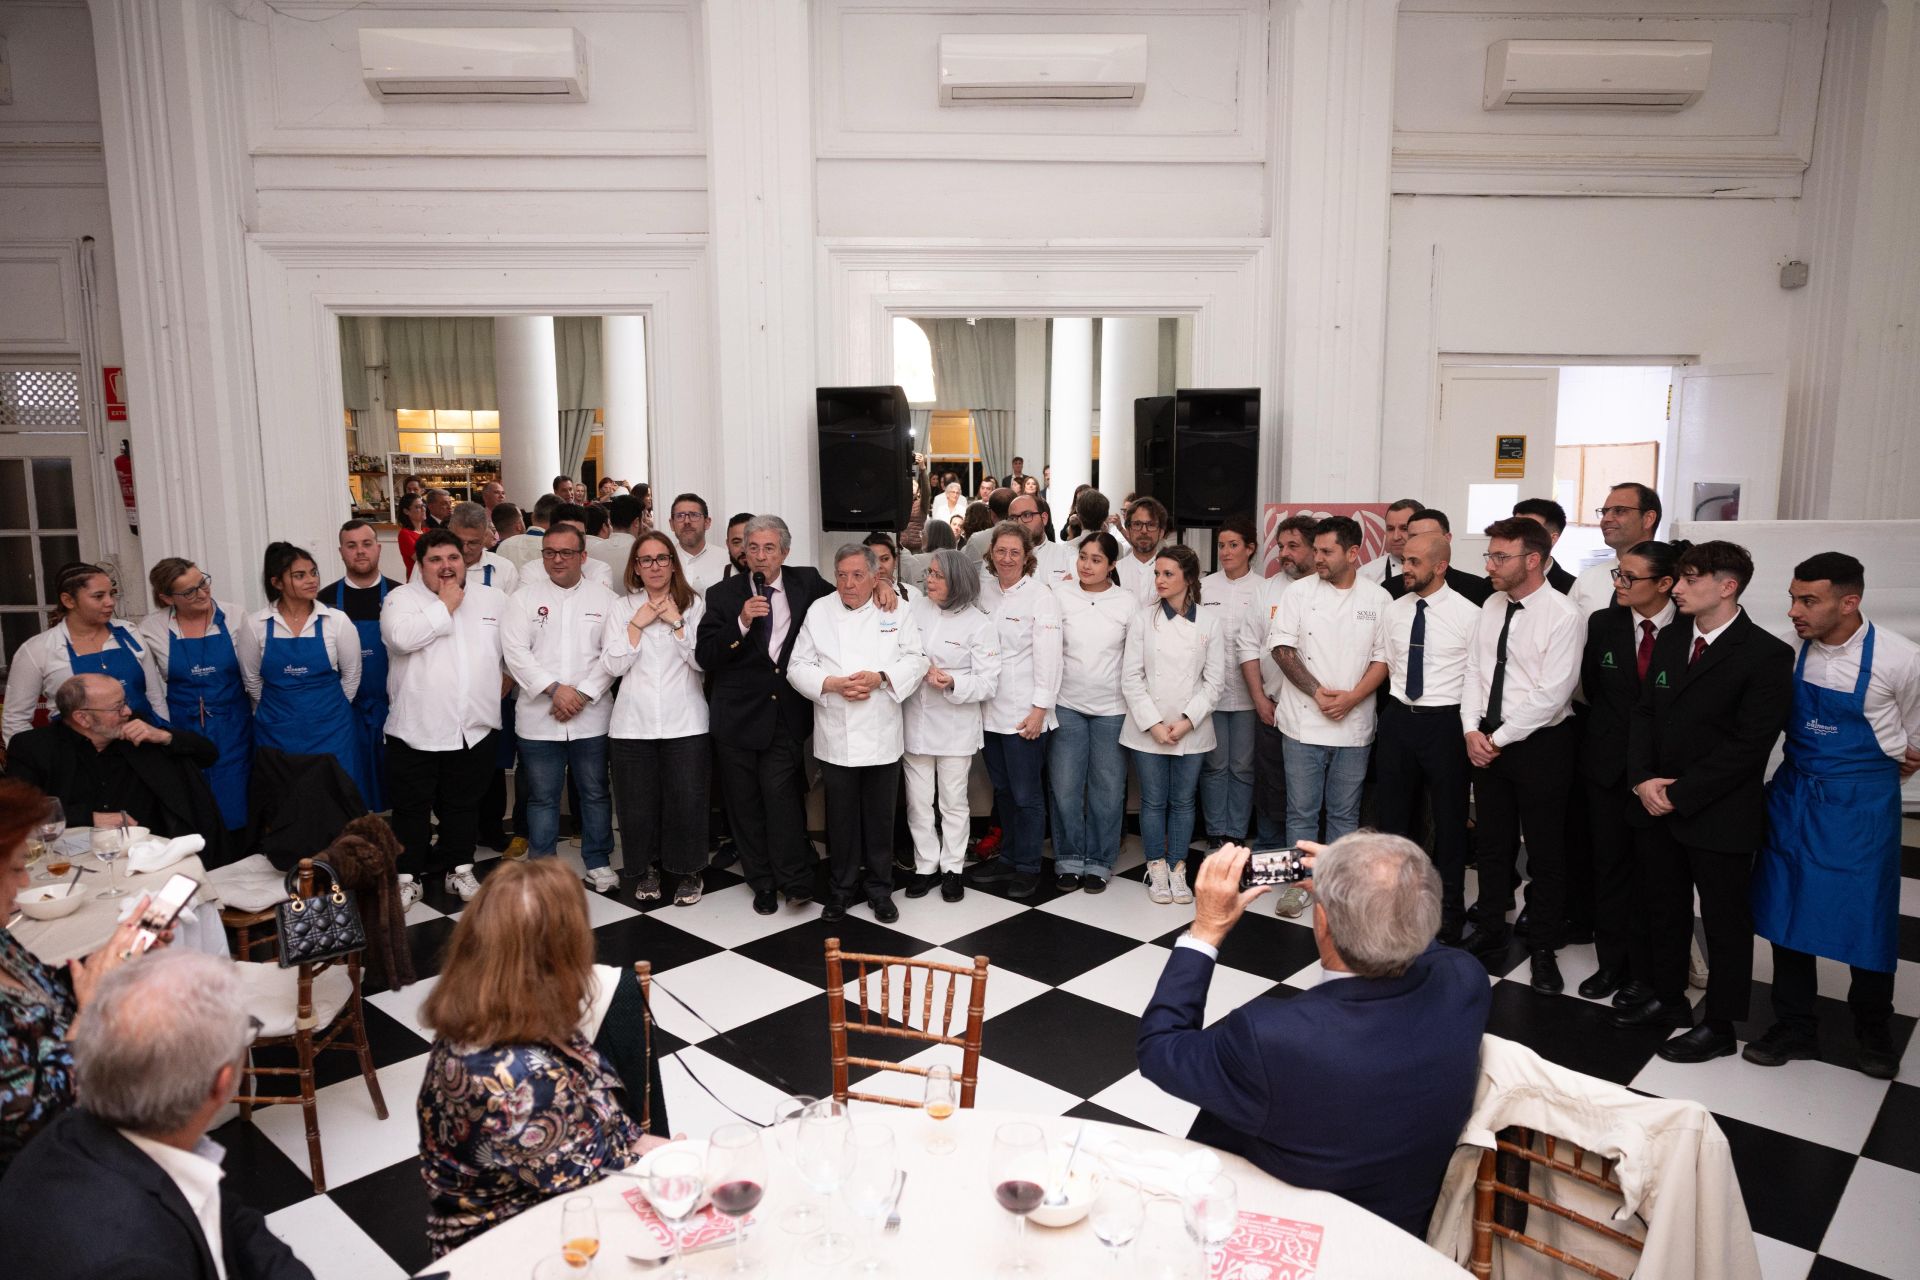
[190,664,218,678]
[1803,717,1840,737]
[282,664,310,677]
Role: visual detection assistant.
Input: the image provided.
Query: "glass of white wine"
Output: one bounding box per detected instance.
[923,1063,958,1156]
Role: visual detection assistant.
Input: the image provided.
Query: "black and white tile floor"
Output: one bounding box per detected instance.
[216,821,1920,1280]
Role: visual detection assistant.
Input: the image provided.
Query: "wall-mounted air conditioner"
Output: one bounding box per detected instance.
[938,34,1147,107]
[1483,39,1711,111]
[360,28,587,103]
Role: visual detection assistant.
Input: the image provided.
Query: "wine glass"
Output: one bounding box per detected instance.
[31,798,66,880]
[91,822,129,899]
[771,1094,821,1235]
[647,1148,705,1280]
[988,1121,1049,1274]
[923,1064,958,1155]
[705,1122,767,1276]
[842,1123,903,1276]
[1182,1172,1238,1270]
[559,1196,599,1271]
[795,1100,855,1265]
[1090,1174,1145,1267]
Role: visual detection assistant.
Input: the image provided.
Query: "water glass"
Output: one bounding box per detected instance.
[771,1094,820,1235]
[796,1100,855,1265]
[1183,1172,1239,1267]
[705,1122,767,1276]
[91,824,129,899]
[647,1148,705,1280]
[1090,1174,1145,1266]
[842,1123,903,1276]
[922,1064,958,1155]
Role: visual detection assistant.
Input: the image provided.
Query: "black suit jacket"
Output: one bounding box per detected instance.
[1579,605,1649,789]
[0,1109,314,1280]
[696,565,835,750]
[1546,559,1576,595]
[1383,565,1490,605]
[1626,609,1793,851]
[4,720,231,865]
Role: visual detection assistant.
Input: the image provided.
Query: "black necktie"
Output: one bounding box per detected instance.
[1406,599,1426,702]
[1481,600,1524,734]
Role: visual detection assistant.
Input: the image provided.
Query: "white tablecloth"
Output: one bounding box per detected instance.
[429,1107,1468,1279]
[10,845,229,965]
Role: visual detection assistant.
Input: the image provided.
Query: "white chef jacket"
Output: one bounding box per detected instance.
[1571,559,1619,620]
[788,596,928,767]
[1459,585,1582,748]
[236,601,362,705]
[3,620,168,744]
[679,541,730,598]
[134,601,245,691]
[603,593,708,740]
[467,550,518,595]
[902,596,1000,757]
[981,574,1064,735]
[1384,584,1481,707]
[1116,551,1162,608]
[1119,602,1227,756]
[494,531,545,569]
[1033,538,1080,589]
[588,531,635,584]
[1801,616,1920,760]
[501,576,618,740]
[1053,581,1139,717]
[1265,574,1391,747]
[1237,573,1297,703]
[380,579,506,752]
[1199,569,1262,713]
[929,492,966,528]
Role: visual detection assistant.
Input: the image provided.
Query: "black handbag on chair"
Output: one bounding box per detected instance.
[274,859,367,968]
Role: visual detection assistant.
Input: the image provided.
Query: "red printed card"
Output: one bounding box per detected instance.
[1209,1213,1324,1280]
[621,1187,751,1251]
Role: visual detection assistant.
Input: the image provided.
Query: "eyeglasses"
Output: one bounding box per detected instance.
[541,549,583,560]
[670,511,704,523]
[1483,552,1530,566]
[80,701,129,716]
[1126,521,1160,532]
[636,555,674,569]
[174,575,214,599]
[1594,505,1646,520]
[1610,568,1660,585]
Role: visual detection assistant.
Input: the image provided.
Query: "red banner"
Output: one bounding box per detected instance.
[1260,504,1390,577]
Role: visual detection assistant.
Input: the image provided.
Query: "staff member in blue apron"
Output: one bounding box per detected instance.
[137,557,252,833]
[2,563,165,746]
[1748,552,1920,1080]
[237,541,369,805]
[320,519,398,812]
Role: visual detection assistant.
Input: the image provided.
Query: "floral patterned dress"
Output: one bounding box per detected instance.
[417,1033,646,1256]
[0,929,79,1175]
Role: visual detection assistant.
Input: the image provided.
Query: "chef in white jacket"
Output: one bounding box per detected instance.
[1197,517,1264,849]
[500,526,620,890]
[1121,544,1227,905]
[900,548,1000,903]
[1048,530,1139,891]
[789,543,929,923]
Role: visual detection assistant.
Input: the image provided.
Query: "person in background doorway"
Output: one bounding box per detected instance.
[588,493,643,585]
[448,502,517,594]
[1372,499,1424,597]
[1242,515,1318,846]
[490,500,525,554]
[976,474,997,503]
[929,479,967,530]
[1117,497,1170,608]
[394,492,427,578]
[403,475,425,499]
[1571,483,1662,618]
[138,558,252,833]
[3,562,165,747]
[423,487,453,531]
[479,479,508,518]
[240,542,369,805]
[963,487,1019,561]
[322,519,398,812]
[1198,518,1261,850]
[551,474,576,504]
[1404,510,1492,605]
[1511,499,1578,594]
[547,503,615,589]
[495,494,558,571]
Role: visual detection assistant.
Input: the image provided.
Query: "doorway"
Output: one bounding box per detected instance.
[1,364,101,674]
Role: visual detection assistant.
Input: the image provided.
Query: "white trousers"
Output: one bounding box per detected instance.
[903,751,971,874]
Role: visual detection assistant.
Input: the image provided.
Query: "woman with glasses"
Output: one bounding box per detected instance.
[2,563,165,747]
[1049,531,1138,892]
[136,558,252,832]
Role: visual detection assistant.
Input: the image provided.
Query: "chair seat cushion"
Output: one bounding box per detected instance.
[206,854,292,913]
[233,960,354,1039]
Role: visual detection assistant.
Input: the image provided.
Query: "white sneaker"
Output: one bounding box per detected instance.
[1688,936,1709,990]
[1146,860,1174,905]
[1169,864,1194,905]
[397,874,422,913]
[1274,885,1312,919]
[584,866,619,894]
[445,864,482,902]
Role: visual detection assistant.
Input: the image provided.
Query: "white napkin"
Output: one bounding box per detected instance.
[1087,1138,1222,1197]
[115,897,199,927]
[126,834,205,875]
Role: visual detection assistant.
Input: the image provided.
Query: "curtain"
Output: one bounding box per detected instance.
[554,317,603,412]
[385,317,497,410]
[910,407,933,453]
[919,318,1017,475]
[970,410,1016,481]
[338,318,371,411]
[557,409,596,479]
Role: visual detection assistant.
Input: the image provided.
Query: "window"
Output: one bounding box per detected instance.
[396,408,501,458]
[892,318,937,405]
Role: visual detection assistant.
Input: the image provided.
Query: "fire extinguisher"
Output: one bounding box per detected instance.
[114,440,139,537]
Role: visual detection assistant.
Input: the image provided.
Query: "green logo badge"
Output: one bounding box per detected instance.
[1654,670,1670,688]
[1600,651,1617,669]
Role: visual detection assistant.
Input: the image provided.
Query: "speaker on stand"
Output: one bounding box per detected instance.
[816,385,912,532]
[1172,387,1259,532]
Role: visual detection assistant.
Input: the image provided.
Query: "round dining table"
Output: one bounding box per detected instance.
[9,833,229,965]
[428,1106,1469,1279]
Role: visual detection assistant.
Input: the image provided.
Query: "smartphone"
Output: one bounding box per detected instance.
[1239,848,1309,891]
[133,873,199,953]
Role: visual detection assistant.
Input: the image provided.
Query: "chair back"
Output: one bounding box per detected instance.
[632,960,655,1135]
[1470,1125,1645,1280]
[824,938,988,1109]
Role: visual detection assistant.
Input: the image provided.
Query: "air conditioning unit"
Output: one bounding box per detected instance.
[360,28,587,103]
[1483,39,1711,111]
[938,34,1147,107]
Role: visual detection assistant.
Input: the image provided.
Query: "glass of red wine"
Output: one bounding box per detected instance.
[706,1122,766,1276]
[989,1121,1049,1274]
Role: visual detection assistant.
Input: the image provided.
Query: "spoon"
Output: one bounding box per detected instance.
[1045,1123,1087,1206]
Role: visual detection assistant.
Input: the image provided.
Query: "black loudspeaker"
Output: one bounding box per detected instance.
[817,386,912,532]
[1134,395,1176,506]
[1172,387,1259,529]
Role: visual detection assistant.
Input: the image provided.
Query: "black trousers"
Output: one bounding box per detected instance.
[1561,723,1593,934]
[1252,719,1290,843]
[386,731,498,878]
[610,735,712,880]
[714,731,814,897]
[1585,780,1640,974]
[1472,719,1575,952]
[1769,943,1896,1036]
[1635,820,1753,1024]
[1373,700,1470,930]
[820,758,901,903]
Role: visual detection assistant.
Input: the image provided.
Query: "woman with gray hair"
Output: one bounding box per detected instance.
[901,548,1002,902]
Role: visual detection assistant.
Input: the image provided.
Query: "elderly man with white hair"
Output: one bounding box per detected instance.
[1137,834,1491,1239]
[0,950,315,1279]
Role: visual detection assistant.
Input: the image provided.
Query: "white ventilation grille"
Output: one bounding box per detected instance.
[0,369,83,430]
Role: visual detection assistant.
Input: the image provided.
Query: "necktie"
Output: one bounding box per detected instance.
[1406,598,1427,702]
[1636,619,1655,680]
[1689,635,1707,666]
[1481,600,1523,734]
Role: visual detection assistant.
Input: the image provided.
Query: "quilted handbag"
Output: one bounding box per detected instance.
[274,859,367,968]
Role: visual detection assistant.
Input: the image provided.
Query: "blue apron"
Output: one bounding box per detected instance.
[65,624,159,725]
[164,606,252,830]
[1751,624,1902,973]
[254,614,371,809]
[334,580,391,812]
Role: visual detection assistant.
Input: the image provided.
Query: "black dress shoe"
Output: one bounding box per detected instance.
[710,842,740,870]
[752,890,779,916]
[820,898,848,923]
[1437,925,1465,947]
[1611,997,1693,1030]
[1529,951,1564,996]
[785,887,814,906]
[941,871,964,902]
[1464,928,1512,959]
[903,873,937,900]
[1466,901,1484,926]
[1857,1023,1901,1079]
[1082,875,1108,895]
[1657,1023,1737,1063]
[869,895,899,924]
[1612,980,1656,1010]
[1055,873,1082,892]
[1005,872,1040,900]
[1578,967,1627,1001]
[968,861,1018,885]
[1742,1023,1818,1067]
[1514,905,1531,936]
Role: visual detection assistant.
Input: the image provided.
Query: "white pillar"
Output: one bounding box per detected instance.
[1097,317,1159,510]
[600,315,649,488]
[495,316,561,503]
[1012,319,1048,473]
[1048,319,1095,515]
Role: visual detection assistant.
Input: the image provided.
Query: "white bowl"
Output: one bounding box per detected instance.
[1028,1149,1099,1228]
[18,882,85,920]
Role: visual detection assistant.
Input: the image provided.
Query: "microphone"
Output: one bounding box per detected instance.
[751,570,768,598]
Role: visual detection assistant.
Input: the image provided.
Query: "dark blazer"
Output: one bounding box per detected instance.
[0,1108,314,1280]
[1138,942,1490,1237]
[1546,559,1577,595]
[1580,604,1649,789]
[1626,609,1793,851]
[696,565,835,750]
[4,720,230,865]
[1383,565,1491,605]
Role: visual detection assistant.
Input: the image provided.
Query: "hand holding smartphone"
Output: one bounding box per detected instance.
[1238,848,1310,892]
[132,873,198,954]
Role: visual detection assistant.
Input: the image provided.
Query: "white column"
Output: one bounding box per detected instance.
[1012,319,1048,473]
[1048,319,1095,513]
[600,315,650,488]
[1096,317,1159,509]
[494,316,561,502]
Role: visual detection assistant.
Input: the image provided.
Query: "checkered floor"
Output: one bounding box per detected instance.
[215,821,1920,1280]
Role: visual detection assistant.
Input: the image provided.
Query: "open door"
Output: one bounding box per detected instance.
[1669,363,1784,524]
[1433,363,1560,564]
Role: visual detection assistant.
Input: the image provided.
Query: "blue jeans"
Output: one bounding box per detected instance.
[983,730,1050,873]
[1133,751,1204,866]
[1280,737,1367,848]
[1048,707,1127,878]
[1199,709,1256,842]
[519,735,615,869]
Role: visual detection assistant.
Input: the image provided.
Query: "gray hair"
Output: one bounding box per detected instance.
[929,548,980,611]
[447,500,489,533]
[53,674,96,718]
[742,514,792,552]
[834,543,878,573]
[74,951,250,1135]
[424,487,451,502]
[1312,831,1441,978]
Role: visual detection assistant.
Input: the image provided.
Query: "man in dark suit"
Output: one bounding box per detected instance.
[1404,509,1492,605]
[1625,540,1793,1062]
[1511,499,1578,594]
[1138,837,1490,1237]
[0,951,314,1280]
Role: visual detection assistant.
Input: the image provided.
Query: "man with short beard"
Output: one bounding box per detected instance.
[1116,497,1169,607]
